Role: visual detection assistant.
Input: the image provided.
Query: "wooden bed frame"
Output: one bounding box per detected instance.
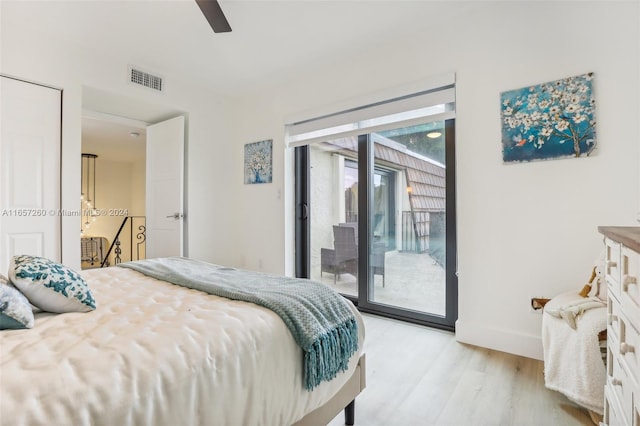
[294,354,366,426]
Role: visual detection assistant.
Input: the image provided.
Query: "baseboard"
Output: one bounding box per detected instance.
[455,320,543,361]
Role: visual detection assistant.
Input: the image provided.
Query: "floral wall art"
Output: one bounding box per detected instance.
[244,139,273,184]
[500,73,596,163]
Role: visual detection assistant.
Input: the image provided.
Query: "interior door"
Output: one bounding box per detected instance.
[0,76,61,272]
[145,116,184,258]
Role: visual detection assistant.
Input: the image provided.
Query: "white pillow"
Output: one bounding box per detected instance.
[0,273,35,329]
[9,255,96,313]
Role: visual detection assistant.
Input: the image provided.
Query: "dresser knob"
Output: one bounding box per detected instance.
[622,275,637,291]
[611,377,622,386]
[620,342,635,354]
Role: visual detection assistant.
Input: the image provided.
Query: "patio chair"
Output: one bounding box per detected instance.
[339,222,358,240]
[341,222,386,286]
[321,225,358,284]
[321,224,386,286]
[372,241,386,287]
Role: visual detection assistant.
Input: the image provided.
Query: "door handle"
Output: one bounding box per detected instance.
[166,213,184,219]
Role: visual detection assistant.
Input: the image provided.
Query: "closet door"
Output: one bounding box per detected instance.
[0,76,61,272]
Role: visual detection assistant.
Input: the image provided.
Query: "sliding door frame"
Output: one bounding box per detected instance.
[356,119,457,330]
[294,119,457,331]
[357,134,373,307]
[295,146,310,279]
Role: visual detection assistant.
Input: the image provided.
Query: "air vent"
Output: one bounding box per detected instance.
[128,66,163,92]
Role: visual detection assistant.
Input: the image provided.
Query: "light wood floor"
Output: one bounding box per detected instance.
[329,314,593,426]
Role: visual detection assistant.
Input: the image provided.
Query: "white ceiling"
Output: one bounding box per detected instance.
[82,117,146,163]
[7,0,473,97]
[13,0,475,162]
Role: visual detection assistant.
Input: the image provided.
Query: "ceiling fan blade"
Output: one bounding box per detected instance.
[195,0,232,33]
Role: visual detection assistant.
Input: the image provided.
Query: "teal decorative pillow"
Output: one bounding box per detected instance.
[9,255,96,313]
[0,273,35,329]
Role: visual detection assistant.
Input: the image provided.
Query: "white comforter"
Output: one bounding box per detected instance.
[0,267,365,425]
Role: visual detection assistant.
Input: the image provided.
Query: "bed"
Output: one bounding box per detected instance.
[0,257,366,425]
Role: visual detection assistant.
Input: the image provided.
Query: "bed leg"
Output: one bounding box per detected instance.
[345,400,355,425]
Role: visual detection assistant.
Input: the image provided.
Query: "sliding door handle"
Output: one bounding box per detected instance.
[298,203,309,220]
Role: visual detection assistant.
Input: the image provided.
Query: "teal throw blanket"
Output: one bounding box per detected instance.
[118,257,359,390]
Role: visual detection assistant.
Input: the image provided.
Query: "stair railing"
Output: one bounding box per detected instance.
[101,216,146,267]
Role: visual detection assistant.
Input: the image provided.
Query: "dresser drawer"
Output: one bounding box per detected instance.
[608,348,634,424]
[609,295,623,343]
[606,238,622,298]
[621,247,640,324]
[605,384,626,426]
[619,310,639,384]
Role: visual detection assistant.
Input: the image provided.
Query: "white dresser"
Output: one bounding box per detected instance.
[599,227,640,426]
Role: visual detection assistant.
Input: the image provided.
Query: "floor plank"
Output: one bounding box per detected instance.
[329,314,593,426]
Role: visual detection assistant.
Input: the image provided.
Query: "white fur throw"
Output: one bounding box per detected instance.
[542,291,606,414]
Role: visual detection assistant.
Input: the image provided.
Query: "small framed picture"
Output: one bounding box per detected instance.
[244,139,273,184]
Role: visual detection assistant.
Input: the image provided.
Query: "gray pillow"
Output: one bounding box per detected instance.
[0,273,35,329]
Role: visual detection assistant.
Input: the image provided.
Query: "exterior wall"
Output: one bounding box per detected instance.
[309,147,337,280]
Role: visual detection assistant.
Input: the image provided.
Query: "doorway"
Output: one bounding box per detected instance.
[80,86,186,266]
[80,115,147,268]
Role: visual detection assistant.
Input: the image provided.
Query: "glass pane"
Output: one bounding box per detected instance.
[373,170,394,250]
[369,123,446,316]
[309,138,359,297]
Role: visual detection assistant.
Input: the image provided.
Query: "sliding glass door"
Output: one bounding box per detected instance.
[295,120,457,330]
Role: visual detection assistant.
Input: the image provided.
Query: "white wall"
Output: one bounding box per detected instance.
[227,2,640,359]
[80,158,146,265]
[1,2,235,270]
[130,156,146,217]
[82,159,133,243]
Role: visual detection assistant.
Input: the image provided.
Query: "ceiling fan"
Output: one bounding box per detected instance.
[195,0,232,33]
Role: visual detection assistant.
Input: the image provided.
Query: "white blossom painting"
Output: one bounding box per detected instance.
[500,73,596,163]
[244,139,273,184]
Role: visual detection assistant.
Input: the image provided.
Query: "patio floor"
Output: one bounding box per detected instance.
[316,250,446,316]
